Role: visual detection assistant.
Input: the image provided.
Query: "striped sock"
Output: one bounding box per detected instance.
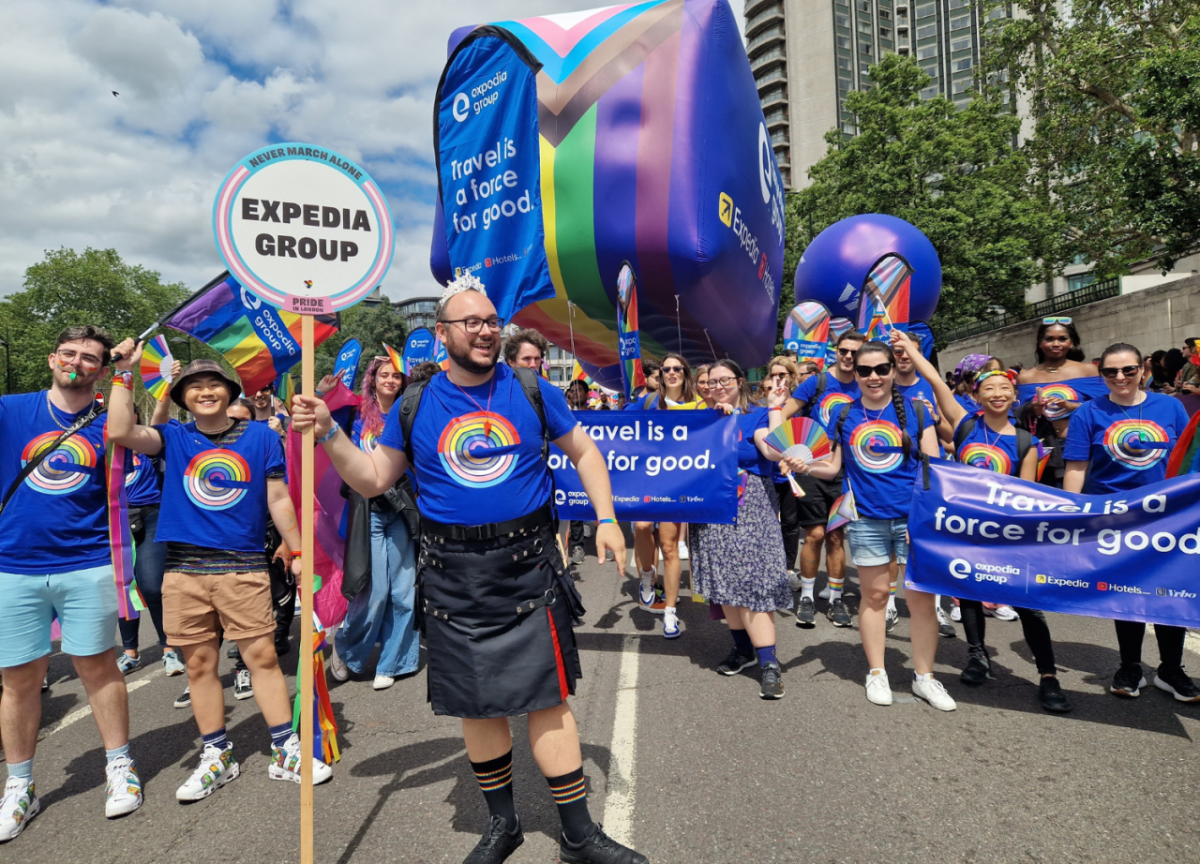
[268,722,292,750]
[828,575,844,601]
[202,727,229,751]
[887,580,898,611]
[546,766,593,844]
[471,751,516,827]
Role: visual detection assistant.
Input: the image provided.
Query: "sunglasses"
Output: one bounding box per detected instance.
[661,365,685,374]
[855,363,893,378]
[837,347,859,357]
[1100,365,1140,379]
[1042,317,1073,325]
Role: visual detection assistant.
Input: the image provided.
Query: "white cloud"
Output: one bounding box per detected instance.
[0,0,744,305]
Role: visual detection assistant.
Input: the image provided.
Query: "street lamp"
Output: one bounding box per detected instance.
[169,335,192,363]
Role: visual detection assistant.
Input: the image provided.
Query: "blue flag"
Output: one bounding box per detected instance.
[333,338,362,391]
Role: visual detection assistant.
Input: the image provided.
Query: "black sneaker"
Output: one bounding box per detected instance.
[226,645,239,659]
[571,546,585,565]
[959,649,992,686]
[716,647,757,676]
[1154,666,1200,703]
[463,815,523,864]
[794,596,816,628]
[1110,664,1147,698]
[559,823,648,864]
[173,686,191,709]
[759,662,785,700]
[1038,676,1073,713]
[827,598,852,627]
[233,668,254,701]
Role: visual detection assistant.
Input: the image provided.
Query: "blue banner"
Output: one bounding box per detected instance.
[551,411,739,524]
[333,338,362,391]
[436,31,553,322]
[908,459,1200,629]
[402,328,436,374]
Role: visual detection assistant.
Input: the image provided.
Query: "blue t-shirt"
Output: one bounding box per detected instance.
[898,375,940,418]
[378,365,578,524]
[1062,392,1188,494]
[953,416,1040,478]
[827,397,930,520]
[153,419,286,554]
[792,372,861,427]
[953,393,979,414]
[1016,376,1109,410]
[0,392,110,574]
[125,452,162,507]
[736,407,773,476]
[351,416,382,453]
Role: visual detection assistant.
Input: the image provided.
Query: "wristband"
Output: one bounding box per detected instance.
[769,406,782,412]
[316,425,339,445]
[597,518,618,525]
[290,550,303,558]
[112,372,132,389]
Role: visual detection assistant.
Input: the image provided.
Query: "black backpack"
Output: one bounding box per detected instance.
[795,372,829,418]
[952,414,1033,475]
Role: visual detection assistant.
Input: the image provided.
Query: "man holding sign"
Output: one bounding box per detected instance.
[293,279,648,864]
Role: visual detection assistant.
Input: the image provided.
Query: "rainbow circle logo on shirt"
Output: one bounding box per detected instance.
[818,392,855,427]
[1103,419,1169,470]
[958,443,1012,475]
[438,411,521,488]
[358,429,379,454]
[849,420,904,474]
[184,450,251,510]
[21,432,97,495]
[1039,384,1078,419]
[125,454,143,487]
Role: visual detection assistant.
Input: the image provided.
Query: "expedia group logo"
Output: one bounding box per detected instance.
[452,93,469,123]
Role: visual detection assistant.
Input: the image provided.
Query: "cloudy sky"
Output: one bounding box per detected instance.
[0,1,743,302]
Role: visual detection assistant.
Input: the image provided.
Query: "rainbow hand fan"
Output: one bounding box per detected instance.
[764,418,833,465]
[139,335,175,400]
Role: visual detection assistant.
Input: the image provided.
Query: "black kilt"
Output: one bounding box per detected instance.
[418,520,585,719]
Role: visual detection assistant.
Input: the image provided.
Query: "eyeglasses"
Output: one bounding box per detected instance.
[709,376,738,389]
[837,347,858,357]
[1100,365,1140,379]
[441,316,505,333]
[55,349,103,369]
[855,363,894,378]
[1043,317,1072,325]
[661,365,685,374]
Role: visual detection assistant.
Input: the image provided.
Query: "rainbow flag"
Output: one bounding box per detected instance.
[857,254,912,341]
[433,335,450,371]
[382,342,404,374]
[160,272,339,396]
[615,263,645,400]
[275,371,294,407]
[104,439,146,621]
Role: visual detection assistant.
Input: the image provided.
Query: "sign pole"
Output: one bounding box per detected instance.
[300,313,316,864]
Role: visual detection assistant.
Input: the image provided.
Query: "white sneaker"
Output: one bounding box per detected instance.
[950,604,962,622]
[818,586,831,600]
[233,668,254,701]
[662,608,681,639]
[787,570,802,592]
[913,675,957,711]
[638,569,657,607]
[865,671,893,706]
[885,605,900,632]
[329,645,349,682]
[936,605,957,638]
[372,674,395,690]
[176,743,239,802]
[991,604,1019,621]
[270,733,332,785]
[678,540,689,560]
[0,777,39,842]
[104,755,143,818]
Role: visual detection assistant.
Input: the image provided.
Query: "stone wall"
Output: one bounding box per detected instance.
[943,275,1200,368]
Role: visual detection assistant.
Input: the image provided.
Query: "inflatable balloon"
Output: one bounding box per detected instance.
[794,214,941,322]
[431,0,784,372]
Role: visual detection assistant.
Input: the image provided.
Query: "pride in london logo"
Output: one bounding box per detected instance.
[438,412,521,488]
[184,450,252,510]
[21,432,97,495]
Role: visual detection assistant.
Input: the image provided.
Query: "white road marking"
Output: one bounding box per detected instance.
[37,669,162,742]
[603,634,640,847]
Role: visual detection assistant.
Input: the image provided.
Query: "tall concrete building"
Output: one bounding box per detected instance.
[746,0,994,189]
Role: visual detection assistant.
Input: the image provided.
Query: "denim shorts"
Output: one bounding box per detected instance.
[846,517,909,567]
[0,566,118,667]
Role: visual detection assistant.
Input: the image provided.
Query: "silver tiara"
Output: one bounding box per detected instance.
[441,272,486,303]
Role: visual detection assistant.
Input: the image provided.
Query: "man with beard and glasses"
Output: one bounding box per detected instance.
[0,326,143,842]
[293,277,648,864]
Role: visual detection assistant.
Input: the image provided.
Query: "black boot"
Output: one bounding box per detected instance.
[959,646,992,686]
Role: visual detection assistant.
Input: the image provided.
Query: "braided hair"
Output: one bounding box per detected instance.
[857,341,912,461]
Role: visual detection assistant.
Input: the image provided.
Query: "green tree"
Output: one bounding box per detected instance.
[987,0,1200,278]
[785,53,1067,339]
[0,247,189,394]
[313,297,408,385]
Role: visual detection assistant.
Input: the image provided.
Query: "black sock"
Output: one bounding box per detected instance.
[546,766,593,844]
[470,750,517,829]
[731,628,754,655]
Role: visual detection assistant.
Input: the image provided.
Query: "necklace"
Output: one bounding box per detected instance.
[449,371,497,437]
[46,392,72,431]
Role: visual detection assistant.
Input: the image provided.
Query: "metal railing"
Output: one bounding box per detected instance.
[941,277,1121,343]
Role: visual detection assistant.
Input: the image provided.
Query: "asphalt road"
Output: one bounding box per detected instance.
[5,547,1200,864]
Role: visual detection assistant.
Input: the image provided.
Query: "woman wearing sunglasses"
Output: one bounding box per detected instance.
[795,342,954,710]
[1062,343,1199,703]
[760,356,806,594]
[1017,318,1107,418]
[632,354,703,638]
[689,360,792,699]
[893,332,1072,712]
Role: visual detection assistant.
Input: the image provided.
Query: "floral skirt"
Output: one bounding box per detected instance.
[689,474,791,612]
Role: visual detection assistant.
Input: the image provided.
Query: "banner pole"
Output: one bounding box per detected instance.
[300,313,316,864]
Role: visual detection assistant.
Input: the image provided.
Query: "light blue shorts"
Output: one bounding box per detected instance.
[846,517,909,567]
[0,566,118,667]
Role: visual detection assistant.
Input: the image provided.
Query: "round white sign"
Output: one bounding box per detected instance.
[213,143,394,314]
